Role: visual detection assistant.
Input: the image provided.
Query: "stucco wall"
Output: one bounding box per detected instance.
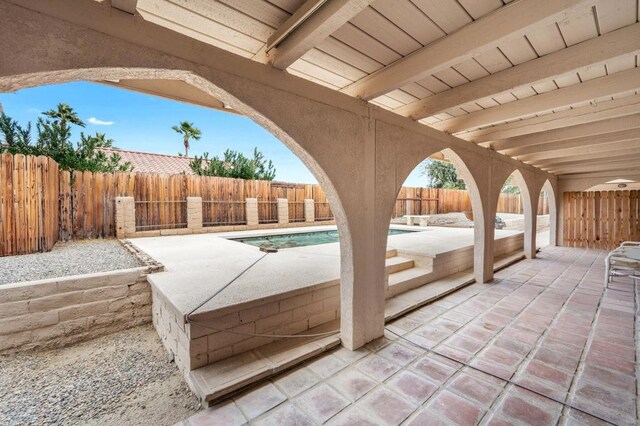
[0,267,155,353]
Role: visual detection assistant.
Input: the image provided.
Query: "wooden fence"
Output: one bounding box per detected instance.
[0,153,59,256]
[0,153,549,256]
[563,190,640,250]
[393,187,549,218]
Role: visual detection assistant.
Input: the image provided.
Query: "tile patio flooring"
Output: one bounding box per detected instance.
[179,247,638,425]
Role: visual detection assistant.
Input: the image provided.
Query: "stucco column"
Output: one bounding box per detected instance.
[115,196,135,238]
[277,198,289,225]
[187,197,202,230]
[245,198,258,226]
[304,199,315,222]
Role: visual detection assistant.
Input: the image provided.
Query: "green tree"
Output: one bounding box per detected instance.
[501,175,521,194]
[190,147,276,180]
[43,103,85,128]
[172,121,201,157]
[0,104,133,173]
[420,159,466,189]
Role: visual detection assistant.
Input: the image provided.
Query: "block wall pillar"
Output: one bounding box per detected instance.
[277,198,289,225]
[115,197,135,238]
[304,199,315,223]
[187,197,203,230]
[245,198,258,226]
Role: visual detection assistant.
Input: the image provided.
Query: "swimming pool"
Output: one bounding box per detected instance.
[231,228,415,249]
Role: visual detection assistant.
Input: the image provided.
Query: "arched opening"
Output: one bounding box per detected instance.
[385,148,485,297]
[495,170,532,259]
[0,72,354,375]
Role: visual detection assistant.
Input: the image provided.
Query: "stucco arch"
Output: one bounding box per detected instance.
[3,67,382,343]
[383,144,488,284]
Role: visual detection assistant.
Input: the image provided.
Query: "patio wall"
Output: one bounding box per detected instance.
[0,267,156,353]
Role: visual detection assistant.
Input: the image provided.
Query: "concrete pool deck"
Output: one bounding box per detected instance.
[129,225,523,318]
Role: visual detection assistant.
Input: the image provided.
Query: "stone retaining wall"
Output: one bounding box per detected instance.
[152,282,340,374]
[0,267,156,353]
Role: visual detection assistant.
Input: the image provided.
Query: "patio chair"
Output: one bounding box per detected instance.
[605,244,640,284]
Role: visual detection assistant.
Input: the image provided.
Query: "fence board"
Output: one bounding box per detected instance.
[562,190,640,250]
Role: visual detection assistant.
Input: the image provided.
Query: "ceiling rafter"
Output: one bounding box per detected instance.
[268,0,373,70]
[518,134,640,162]
[340,0,591,100]
[490,114,640,153]
[433,68,640,133]
[461,95,640,143]
[395,23,640,120]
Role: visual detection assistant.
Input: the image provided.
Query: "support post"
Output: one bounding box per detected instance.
[304,199,315,222]
[277,198,289,225]
[115,196,135,238]
[187,197,203,230]
[245,198,258,226]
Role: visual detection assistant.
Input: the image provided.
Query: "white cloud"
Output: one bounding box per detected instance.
[88,117,114,126]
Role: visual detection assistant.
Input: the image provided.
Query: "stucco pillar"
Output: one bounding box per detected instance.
[304,199,315,222]
[277,198,289,225]
[245,198,258,226]
[523,201,537,259]
[187,197,203,230]
[115,196,135,238]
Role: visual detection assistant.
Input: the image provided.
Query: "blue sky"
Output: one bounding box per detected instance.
[0,82,425,185]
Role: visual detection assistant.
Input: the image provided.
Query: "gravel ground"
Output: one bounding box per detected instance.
[0,325,200,426]
[0,240,143,285]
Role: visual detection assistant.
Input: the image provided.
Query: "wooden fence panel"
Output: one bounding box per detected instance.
[0,154,59,256]
[563,190,640,249]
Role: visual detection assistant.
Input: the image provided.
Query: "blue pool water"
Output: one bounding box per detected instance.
[231,228,415,249]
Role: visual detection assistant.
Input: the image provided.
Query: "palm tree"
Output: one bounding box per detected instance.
[43,103,85,128]
[172,121,202,157]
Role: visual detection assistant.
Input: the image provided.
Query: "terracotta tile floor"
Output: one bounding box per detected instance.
[179,247,638,425]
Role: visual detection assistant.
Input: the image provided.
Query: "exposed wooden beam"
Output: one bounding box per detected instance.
[534,146,640,168]
[487,113,640,153]
[550,156,640,174]
[269,0,373,70]
[111,0,137,14]
[434,67,640,133]
[460,94,640,143]
[518,135,640,162]
[267,0,326,51]
[395,23,640,120]
[340,0,589,100]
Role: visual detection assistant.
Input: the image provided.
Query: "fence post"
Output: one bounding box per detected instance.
[187,197,203,231]
[277,198,289,225]
[304,199,315,223]
[115,197,135,238]
[245,198,259,226]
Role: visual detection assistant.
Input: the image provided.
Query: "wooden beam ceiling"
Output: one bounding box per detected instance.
[486,113,640,153]
[340,0,589,100]
[433,67,640,133]
[534,146,640,168]
[518,136,640,163]
[462,95,640,143]
[395,23,640,120]
[269,0,373,70]
[548,156,640,174]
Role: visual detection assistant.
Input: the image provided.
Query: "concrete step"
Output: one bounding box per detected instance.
[388,267,431,289]
[385,256,415,274]
[188,320,340,404]
[385,249,397,258]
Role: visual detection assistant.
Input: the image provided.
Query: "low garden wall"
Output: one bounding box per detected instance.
[0,266,159,353]
[152,281,340,374]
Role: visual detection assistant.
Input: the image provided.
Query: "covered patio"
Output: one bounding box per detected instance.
[181,247,637,425]
[1,0,639,424]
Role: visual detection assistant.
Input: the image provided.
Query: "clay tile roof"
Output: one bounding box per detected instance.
[97,147,195,175]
